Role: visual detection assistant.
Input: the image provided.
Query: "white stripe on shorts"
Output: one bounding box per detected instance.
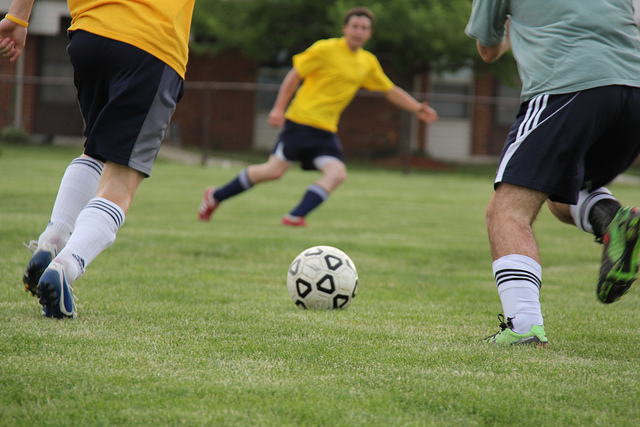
[273,141,293,163]
[496,94,548,183]
[495,93,580,184]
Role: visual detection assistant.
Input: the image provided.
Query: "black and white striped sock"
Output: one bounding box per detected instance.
[56,197,124,283]
[493,254,543,334]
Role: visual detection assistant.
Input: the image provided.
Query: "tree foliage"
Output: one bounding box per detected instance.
[191,0,339,66]
[191,0,517,80]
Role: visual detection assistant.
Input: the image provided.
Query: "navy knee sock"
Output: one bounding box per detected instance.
[214,168,253,202]
[289,184,328,217]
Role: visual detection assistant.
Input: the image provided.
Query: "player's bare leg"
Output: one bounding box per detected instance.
[247,155,291,184]
[486,183,546,262]
[199,155,291,221]
[316,159,346,193]
[97,162,144,214]
[546,200,573,225]
[484,183,549,346]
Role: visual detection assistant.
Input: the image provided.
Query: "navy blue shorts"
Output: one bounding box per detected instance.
[496,85,640,204]
[68,31,184,176]
[271,120,345,171]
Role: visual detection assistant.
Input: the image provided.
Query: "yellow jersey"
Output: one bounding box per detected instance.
[67,0,195,79]
[286,37,395,133]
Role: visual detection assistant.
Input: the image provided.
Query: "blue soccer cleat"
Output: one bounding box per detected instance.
[23,241,57,296]
[37,262,77,319]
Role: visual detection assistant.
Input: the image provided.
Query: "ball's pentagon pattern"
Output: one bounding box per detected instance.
[286,246,358,310]
[316,274,336,294]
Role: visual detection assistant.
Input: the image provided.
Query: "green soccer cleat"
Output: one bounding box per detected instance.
[597,207,640,304]
[484,314,549,347]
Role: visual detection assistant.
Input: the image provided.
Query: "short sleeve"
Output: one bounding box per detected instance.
[361,54,394,93]
[291,40,327,79]
[465,0,510,46]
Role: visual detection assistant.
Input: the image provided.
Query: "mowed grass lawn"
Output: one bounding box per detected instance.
[1,144,639,426]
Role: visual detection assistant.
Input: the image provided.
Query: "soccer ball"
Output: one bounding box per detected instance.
[287,246,358,310]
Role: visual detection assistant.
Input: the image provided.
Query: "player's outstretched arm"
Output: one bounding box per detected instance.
[268,68,302,128]
[384,86,438,124]
[0,0,35,62]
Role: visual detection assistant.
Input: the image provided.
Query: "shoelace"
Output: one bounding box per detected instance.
[23,240,38,254]
[483,314,512,341]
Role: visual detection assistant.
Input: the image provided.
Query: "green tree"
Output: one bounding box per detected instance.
[191,0,516,78]
[191,0,338,66]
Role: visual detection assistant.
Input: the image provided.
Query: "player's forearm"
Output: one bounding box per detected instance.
[272,68,301,112]
[385,86,422,113]
[477,39,510,63]
[7,0,35,23]
[385,86,438,124]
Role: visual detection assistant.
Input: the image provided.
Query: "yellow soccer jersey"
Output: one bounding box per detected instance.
[67,0,195,79]
[286,37,395,133]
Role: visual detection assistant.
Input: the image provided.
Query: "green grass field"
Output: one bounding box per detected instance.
[1,144,639,426]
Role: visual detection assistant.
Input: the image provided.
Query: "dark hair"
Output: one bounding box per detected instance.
[343,7,375,26]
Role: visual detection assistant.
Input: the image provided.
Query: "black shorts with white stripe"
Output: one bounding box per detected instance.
[495,85,640,204]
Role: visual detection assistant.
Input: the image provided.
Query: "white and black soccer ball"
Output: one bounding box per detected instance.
[287,246,358,310]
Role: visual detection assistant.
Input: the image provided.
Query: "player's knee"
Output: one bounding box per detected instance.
[337,169,347,185]
[485,195,506,228]
[546,200,573,224]
[269,167,288,180]
[251,161,289,182]
[329,165,346,183]
[332,163,347,183]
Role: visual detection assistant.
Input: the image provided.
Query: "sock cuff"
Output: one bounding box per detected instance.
[570,187,615,234]
[85,197,125,230]
[493,254,542,291]
[308,184,329,200]
[70,156,104,176]
[239,168,253,190]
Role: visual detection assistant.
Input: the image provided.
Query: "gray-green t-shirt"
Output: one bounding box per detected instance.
[465,0,640,101]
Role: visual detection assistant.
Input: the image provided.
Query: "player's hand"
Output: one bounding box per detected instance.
[268,107,286,128]
[0,19,28,62]
[0,37,17,59]
[416,102,438,124]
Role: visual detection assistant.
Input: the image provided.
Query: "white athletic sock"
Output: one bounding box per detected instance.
[54,197,125,283]
[570,187,616,234]
[492,254,543,334]
[37,157,103,251]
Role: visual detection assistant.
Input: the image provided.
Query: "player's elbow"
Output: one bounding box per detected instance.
[478,48,499,63]
[477,42,505,63]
